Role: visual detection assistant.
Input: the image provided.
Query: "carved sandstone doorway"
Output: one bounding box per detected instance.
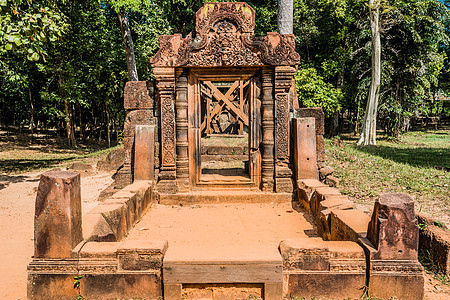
[188,68,261,188]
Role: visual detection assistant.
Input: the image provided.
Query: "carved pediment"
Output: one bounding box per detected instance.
[150,2,300,67]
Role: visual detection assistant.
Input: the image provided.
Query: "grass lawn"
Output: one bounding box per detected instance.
[326,129,450,225]
[0,129,121,174]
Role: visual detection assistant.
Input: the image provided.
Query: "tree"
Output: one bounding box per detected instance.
[118,6,138,81]
[278,0,293,34]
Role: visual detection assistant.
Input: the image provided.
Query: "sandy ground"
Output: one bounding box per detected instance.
[127,203,315,262]
[0,170,114,300]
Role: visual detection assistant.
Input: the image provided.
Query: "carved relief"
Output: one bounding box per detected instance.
[188,21,261,67]
[275,93,290,160]
[150,2,300,68]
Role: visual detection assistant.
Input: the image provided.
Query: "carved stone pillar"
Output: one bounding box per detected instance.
[274,66,296,193]
[261,67,275,192]
[154,67,176,193]
[175,70,189,192]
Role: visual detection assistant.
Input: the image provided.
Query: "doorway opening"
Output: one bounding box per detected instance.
[189,68,261,187]
[200,79,250,182]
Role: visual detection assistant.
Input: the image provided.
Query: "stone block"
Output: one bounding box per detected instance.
[316,134,325,164]
[134,125,155,181]
[88,203,127,241]
[79,242,121,258]
[206,146,243,155]
[118,240,168,271]
[83,213,116,242]
[310,186,341,216]
[294,107,325,135]
[296,179,327,211]
[324,175,341,187]
[292,118,318,180]
[279,238,330,271]
[124,81,154,110]
[367,193,418,260]
[123,110,154,137]
[34,171,83,259]
[330,209,370,242]
[81,273,162,300]
[28,273,78,300]
[283,240,366,299]
[97,148,125,172]
[316,196,354,240]
[286,273,366,300]
[319,165,334,180]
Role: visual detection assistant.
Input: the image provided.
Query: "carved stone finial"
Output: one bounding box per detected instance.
[150,2,300,67]
[367,193,418,260]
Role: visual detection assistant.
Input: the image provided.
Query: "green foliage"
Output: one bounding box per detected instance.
[294,68,342,117]
[0,0,68,61]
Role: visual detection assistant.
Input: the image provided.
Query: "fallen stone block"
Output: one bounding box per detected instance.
[83,213,116,242]
[97,147,125,172]
[324,175,341,187]
[330,209,370,242]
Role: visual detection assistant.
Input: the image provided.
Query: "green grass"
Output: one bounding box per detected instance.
[326,130,450,223]
[0,144,122,174]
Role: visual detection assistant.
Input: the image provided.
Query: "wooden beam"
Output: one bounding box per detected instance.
[204,81,249,125]
[200,81,239,131]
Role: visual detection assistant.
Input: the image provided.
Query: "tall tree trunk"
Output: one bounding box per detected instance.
[358,0,381,146]
[106,107,111,148]
[118,6,138,81]
[29,85,34,141]
[278,0,293,34]
[64,99,76,147]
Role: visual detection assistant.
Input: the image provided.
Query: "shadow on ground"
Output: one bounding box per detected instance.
[0,174,40,190]
[356,145,450,170]
[0,157,75,175]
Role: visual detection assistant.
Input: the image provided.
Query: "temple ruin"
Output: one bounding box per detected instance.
[28,3,424,299]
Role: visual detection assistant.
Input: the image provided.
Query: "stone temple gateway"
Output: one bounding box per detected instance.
[28,3,425,300]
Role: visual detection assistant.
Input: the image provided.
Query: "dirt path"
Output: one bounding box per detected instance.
[0,170,114,300]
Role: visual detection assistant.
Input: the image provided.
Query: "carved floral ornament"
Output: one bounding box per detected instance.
[150,2,301,68]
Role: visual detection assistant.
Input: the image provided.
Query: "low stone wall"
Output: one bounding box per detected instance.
[116,81,157,188]
[295,179,424,299]
[280,238,366,299]
[28,170,163,300]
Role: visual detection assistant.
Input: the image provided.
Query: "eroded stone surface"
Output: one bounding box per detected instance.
[34,171,82,259]
[367,193,418,260]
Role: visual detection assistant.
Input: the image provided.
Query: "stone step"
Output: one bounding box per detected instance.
[158,191,292,205]
[163,245,283,300]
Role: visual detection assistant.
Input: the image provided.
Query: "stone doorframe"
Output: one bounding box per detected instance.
[150,2,300,193]
[186,67,261,189]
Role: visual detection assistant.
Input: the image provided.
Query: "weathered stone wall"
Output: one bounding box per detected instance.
[28,171,163,300]
[115,81,157,188]
[295,178,424,299]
